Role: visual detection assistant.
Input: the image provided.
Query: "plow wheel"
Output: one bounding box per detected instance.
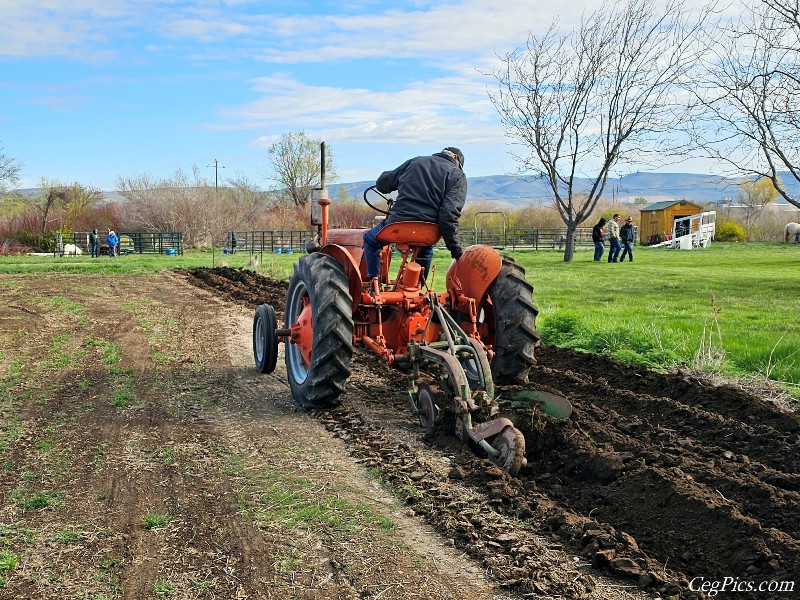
[253,303,278,374]
[489,426,527,475]
[416,383,438,433]
[285,253,354,409]
[482,257,540,384]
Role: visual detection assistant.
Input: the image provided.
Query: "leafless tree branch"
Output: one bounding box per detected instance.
[489,0,715,261]
[689,0,800,209]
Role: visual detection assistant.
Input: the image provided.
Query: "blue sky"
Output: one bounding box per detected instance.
[1,0,718,191]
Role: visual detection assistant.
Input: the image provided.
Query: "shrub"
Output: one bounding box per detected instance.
[715,221,746,242]
[14,230,55,252]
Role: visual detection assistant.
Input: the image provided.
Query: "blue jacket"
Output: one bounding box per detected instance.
[107,232,119,247]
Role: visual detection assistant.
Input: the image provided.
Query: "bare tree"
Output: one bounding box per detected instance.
[117,169,283,247]
[224,173,279,225]
[117,168,214,247]
[489,0,713,261]
[0,143,21,192]
[690,0,800,209]
[268,132,337,207]
[736,176,780,235]
[32,179,102,233]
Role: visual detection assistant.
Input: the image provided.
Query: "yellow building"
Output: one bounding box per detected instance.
[638,200,705,246]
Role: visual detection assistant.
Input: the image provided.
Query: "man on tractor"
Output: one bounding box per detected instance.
[363,147,467,282]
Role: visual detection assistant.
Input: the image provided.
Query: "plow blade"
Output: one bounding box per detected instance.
[505,390,572,420]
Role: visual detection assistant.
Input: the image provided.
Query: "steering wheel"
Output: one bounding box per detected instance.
[363,185,393,216]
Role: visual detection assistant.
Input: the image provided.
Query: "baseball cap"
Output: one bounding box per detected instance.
[443,147,464,169]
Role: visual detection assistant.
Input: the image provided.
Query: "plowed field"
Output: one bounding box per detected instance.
[183,267,799,599]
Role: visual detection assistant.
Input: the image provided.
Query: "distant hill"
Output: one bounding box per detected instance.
[329,171,800,207]
[16,171,800,207]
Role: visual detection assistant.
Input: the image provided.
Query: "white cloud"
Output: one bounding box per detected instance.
[254,1,591,64]
[211,72,501,148]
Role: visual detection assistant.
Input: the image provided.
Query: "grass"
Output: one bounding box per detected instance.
[425,242,800,395]
[108,366,137,409]
[153,579,174,596]
[0,549,20,587]
[10,488,62,511]
[86,339,122,365]
[192,579,216,592]
[225,455,395,539]
[501,243,800,390]
[142,511,171,530]
[0,247,293,275]
[51,529,83,544]
[112,391,134,408]
[44,334,84,370]
[92,443,107,472]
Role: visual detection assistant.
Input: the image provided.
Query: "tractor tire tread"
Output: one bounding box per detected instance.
[286,253,354,409]
[489,258,540,384]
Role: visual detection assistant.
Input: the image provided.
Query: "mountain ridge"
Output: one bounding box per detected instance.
[330,171,800,206]
[16,171,800,207]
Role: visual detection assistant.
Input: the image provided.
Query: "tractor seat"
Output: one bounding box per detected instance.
[375,221,441,247]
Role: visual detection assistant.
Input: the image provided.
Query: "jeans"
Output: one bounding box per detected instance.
[363,220,433,280]
[91,243,99,258]
[608,238,621,262]
[593,241,605,261]
[620,241,633,262]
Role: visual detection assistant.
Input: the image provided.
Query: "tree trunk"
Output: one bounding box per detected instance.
[563,222,577,262]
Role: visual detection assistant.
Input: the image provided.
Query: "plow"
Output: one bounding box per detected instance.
[253,144,571,475]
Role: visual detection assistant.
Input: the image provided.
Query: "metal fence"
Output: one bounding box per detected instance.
[462,227,600,250]
[228,226,626,253]
[228,230,314,255]
[59,231,184,255]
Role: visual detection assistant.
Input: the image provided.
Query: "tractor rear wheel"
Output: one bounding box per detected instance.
[285,253,354,409]
[482,257,540,384]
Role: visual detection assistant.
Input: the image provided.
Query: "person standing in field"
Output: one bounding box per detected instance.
[107,230,119,257]
[620,216,635,262]
[592,217,607,261]
[607,214,621,263]
[89,229,100,258]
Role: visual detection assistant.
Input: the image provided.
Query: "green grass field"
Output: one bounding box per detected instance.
[2,242,798,394]
[509,243,799,392]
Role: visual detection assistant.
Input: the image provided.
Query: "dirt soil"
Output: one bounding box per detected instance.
[0,266,797,599]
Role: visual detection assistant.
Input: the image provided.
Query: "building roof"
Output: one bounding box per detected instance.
[640,200,704,212]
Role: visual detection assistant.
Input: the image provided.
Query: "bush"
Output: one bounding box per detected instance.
[13,230,56,252]
[715,221,746,242]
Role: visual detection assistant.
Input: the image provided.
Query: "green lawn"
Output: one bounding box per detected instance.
[2,242,798,394]
[503,243,800,392]
[0,249,298,277]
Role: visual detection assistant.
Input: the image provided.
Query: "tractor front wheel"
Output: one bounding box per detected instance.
[253,303,278,374]
[285,253,354,409]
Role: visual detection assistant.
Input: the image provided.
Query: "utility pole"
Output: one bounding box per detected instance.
[208,159,225,191]
[207,159,225,267]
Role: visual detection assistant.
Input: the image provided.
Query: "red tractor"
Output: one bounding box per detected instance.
[253,145,569,475]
